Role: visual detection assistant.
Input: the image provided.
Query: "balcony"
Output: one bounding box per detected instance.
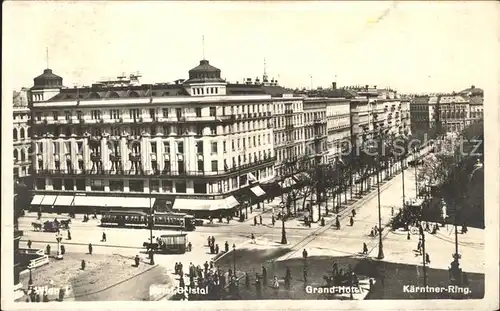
[90,153,101,161]
[35,156,277,179]
[129,153,141,161]
[179,115,235,123]
[110,154,122,161]
[313,119,326,124]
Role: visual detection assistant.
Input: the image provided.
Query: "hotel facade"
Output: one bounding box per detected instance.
[28,60,310,214]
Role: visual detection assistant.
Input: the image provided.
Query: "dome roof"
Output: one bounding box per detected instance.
[189,60,221,73]
[32,69,63,89]
[185,60,225,84]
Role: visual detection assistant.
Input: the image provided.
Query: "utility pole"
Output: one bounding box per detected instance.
[401,155,406,209]
[420,225,427,296]
[149,176,154,265]
[376,131,384,259]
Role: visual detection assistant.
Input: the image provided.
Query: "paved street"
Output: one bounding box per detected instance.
[17,154,484,300]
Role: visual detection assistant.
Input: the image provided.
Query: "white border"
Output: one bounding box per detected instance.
[2,2,499,311]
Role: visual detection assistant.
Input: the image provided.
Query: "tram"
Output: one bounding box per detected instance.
[100,210,196,231]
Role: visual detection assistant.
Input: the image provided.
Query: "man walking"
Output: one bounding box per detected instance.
[362,242,368,255]
[102,232,107,242]
[88,243,93,255]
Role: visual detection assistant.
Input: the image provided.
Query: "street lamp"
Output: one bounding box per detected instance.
[149,181,155,265]
[419,224,427,294]
[414,148,419,197]
[280,203,287,244]
[233,244,236,274]
[28,267,33,286]
[376,133,384,260]
[55,233,63,259]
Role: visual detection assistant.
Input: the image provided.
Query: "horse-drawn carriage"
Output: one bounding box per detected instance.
[143,232,189,254]
[390,198,424,234]
[32,219,71,232]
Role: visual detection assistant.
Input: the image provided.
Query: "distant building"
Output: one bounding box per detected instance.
[410,86,484,138]
[13,88,32,184]
[28,61,313,216]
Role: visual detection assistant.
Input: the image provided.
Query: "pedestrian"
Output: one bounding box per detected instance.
[321,217,325,227]
[352,209,356,217]
[254,216,258,226]
[302,248,308,260]
[245,272,250,288]
[36,293,41,302]
[204,261,209,275]
[135,255,140,267]
[259,215,263,225]
[262,266,268,286]
[350,216,354,226]
[335,216,340,230]
[67,230,71,240]
[273,276,279,295]
[226,216,230,224]
[208,216,213,224]
[27,240,32,249]
[425,253,431,264]
[46,244,51,255]
[187,241,192,252]
[211,236,215,246]
[37,211,42,220]
[251,233,256,244]
[102,232,107,242]
[417,240,422,254]
[179,262,184,276]
[60,245,66,255]
[207,236,211,247]
[225,241,229,253]
[215,244,219,254]
[209,261,214,270]
[407,231,411,240]
[179,275,185,288]
[88,243,93,255]
[81,259,86,270]
[374,225,378,236]
[250,205,253,214]
[362,242,368,255]
[42,291,49,302]
[271,215,275,226]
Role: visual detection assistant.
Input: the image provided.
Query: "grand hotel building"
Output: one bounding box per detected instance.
[28,60,308,215]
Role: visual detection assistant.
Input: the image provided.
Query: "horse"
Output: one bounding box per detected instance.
[143,242,159,253]
[32,222,42,231]
[60,219,72,229]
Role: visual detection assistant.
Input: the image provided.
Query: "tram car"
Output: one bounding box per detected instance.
[100,210,196,231]
[153,212,196,231]
[156,232,189,254]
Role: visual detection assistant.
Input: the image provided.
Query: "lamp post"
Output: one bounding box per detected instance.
[376,132,384,260]
[414,148,419,197]
[420,224,427,294]
[55,233,63,259]
[149,180,155,265]
[28,267,33,286]
[232,244,236,273]
[280,203,287,244]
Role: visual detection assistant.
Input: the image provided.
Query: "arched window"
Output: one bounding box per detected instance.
[21,149,26,162]
[89,92,101,99]
[129,91,139,97]
[109,91,120,98]
[14,149,18,161]
[13,128,18,140]
[20,128,25,139]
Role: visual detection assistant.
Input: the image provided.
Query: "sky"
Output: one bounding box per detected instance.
[2,1,499,94]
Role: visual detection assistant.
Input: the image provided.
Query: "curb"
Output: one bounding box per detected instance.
[19,239,142,250]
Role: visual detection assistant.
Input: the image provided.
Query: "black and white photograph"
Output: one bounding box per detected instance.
[2,1,499,310]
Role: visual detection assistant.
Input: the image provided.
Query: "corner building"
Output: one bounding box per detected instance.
[29,60,283,215]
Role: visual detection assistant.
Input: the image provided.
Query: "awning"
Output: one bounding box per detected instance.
[39,195,57,206]
[53,195,75,207]
[250,186,266,197]
[279,177,296,188]
[225,196,239,209]
[72,196,155,208]
[173,198,232,212]
[31,195,45,206]
[247,172,258,182]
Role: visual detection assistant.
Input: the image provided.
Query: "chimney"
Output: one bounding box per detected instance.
[374,85,377,89]
[332,82,337,90]
[365,84,369,90]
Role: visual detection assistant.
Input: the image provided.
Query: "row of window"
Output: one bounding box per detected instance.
[13,127,29,140]
[37,103,280,122]
[192,87,219,95]
[304,111,326,122]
